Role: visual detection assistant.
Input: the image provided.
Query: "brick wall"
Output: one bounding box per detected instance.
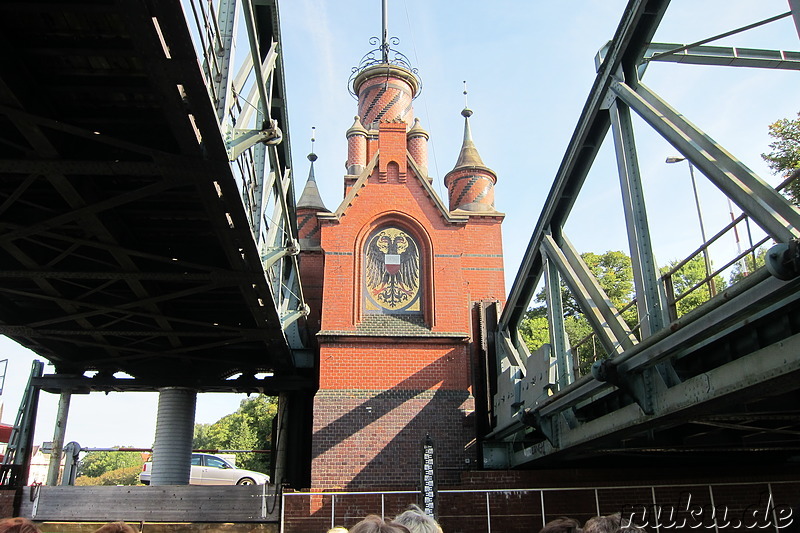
[312,388,475,490]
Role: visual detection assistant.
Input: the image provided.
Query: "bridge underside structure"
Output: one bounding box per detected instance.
[0,0,314,487]
[482,0,800,470]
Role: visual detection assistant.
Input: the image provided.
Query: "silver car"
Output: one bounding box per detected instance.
[139,453,270,485]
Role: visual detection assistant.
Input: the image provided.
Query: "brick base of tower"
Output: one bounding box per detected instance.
[311,340,479,490]
[312,389,476,490]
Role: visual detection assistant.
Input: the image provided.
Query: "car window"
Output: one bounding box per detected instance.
[191,455,202,466]
[206,456,229,469]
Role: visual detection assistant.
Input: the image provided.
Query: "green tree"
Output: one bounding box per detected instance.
[661,255,727,318]
[521,250,636,374]
[77,450,145,479]
[542,251,634,319]
[518,308,549,351]
[193,395,277,473]
[729,247,767,285]
[76,465,142,486]
[762,111,800,204]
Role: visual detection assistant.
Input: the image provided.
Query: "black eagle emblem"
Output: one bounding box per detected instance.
[366,228,420,310]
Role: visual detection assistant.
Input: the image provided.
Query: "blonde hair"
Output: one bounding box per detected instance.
[93,522,138,533]
[393,504,442,533]
[0,517,42,533]
[349,515,409,533]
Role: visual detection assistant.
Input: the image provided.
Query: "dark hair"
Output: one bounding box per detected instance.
[539,517,582,533]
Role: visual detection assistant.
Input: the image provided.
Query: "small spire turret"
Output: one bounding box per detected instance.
[443,90,498,213]
[297,127,329,212]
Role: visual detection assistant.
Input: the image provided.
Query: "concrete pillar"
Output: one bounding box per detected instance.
[46,390,71,486]
[152,387,197,485]
[791,0,800,40]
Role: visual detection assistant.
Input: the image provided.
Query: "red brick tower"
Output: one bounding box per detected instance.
[298,43,505,491]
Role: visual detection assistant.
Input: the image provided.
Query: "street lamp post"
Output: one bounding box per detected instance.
[665,156,717,297]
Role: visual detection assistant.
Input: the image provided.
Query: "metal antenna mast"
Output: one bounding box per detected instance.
[381,0,389,63]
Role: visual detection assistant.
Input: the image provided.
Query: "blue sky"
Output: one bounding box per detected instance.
[2,0,798,449]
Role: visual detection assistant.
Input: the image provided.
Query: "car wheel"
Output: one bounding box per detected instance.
[237,477,256,485]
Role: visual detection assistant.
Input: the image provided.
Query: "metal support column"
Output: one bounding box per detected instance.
[151,387,197,486]
[274,390,314,489]
[608,99,666,337]
[790,0,800,39]
[543,251,573,387]
[45,389,72,486]
[272,391,289,488]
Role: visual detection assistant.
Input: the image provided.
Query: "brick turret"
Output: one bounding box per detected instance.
[353,64,419,128]
[407,117,429,181]
[297,150,329,340]
[444,107,498,213]
[346,116,368,176]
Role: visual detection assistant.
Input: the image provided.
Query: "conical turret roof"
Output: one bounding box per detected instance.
[452,107,493,173]
[297,152,329,212]
[444,106,498,213]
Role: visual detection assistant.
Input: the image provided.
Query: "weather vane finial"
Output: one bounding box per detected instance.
[308,126,318,162]
[463,81,469,108]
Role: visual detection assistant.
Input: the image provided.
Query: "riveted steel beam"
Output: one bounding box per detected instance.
[610,80,800,243]
[609,99,666,338]
[543,252,574,388]
[511,331,800,466]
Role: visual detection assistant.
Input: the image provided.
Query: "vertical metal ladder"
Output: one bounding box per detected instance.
[0,360,42,487]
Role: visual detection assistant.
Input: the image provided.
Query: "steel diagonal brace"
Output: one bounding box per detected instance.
[610,80,800,243]
[497,322,528,373]
[226,121,282,160]
[793,0,800,38]
[280,305,310,332]
[278,255,308,336]
[233,41,279,129]
[541,233,637,356]
[264,153,293,250]
[241,0,273,125]
[261,238,299,270]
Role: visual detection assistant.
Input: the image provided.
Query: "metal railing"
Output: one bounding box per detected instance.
[548,172,799,380]
[281,480,798,533]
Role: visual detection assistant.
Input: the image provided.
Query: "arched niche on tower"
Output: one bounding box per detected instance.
[353,212,435,328]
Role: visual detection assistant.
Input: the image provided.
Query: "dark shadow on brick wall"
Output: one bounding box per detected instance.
[312,349,473,490]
